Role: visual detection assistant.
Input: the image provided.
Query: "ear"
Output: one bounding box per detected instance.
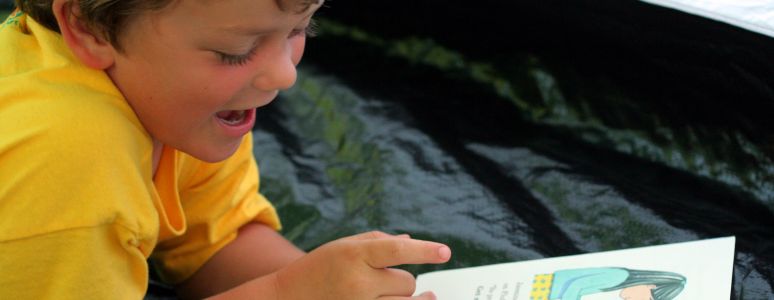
[52,0,116,69]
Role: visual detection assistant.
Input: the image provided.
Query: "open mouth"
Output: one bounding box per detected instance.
[214,108,257,137]
[216,110,248,126]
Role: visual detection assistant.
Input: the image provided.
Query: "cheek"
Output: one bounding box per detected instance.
[291,38,307,65]
[200,66,254,100]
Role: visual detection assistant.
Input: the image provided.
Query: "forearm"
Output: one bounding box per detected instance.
[201,231,451,300]
[176,222,305,299]
[205,272,281,300]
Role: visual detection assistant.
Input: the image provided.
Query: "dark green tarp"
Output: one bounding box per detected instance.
[259,1,773,299]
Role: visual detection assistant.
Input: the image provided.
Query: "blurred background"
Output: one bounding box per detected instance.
[1,1,10,17]
[3,1,773,298]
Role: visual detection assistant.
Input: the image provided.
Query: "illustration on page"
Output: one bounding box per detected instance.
[529,267,686,300]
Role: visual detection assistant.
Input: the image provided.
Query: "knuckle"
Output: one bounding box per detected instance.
[408,278,417,295]
[341,242,365,260]
[391,268,417,295]
[400,270,417,291]
[325,240,363,264]
[365,230,387,239]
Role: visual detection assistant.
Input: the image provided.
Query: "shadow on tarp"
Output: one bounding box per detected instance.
[247,1,773,299]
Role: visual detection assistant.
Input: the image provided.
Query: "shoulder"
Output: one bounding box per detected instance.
[1,68,149,159]
[0,72,156,240]
[0,17,158,241]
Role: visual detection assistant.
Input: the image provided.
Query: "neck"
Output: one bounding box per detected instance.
[152,140,163,176]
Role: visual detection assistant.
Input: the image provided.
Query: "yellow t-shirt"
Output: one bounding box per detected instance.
[0,12,281,299]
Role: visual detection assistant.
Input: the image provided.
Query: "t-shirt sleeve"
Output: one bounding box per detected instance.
[150,132,281,284]
[0,90,158,298]
[0,225,149,299]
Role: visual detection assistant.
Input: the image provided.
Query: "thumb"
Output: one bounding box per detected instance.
[378,291,436,300]
[414,291,437,300]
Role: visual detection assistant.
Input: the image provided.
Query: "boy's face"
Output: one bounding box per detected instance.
[106,0,322,162]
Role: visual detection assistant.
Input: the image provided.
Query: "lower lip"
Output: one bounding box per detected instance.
[214,108,256,137]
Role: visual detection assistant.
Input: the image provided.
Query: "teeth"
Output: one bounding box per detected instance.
[217,110,246,125]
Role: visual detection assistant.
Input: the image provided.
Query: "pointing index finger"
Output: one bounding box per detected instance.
[340,231,412,242]
[364,238,451,269]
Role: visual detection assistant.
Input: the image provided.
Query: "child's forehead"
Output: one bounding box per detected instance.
[275,0,322,13]
[152,0,322,36]
[193,0,321,13]
[163,0,321,26]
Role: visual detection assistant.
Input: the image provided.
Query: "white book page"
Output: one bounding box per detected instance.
[639,0,774,38]
[414,237,735,300]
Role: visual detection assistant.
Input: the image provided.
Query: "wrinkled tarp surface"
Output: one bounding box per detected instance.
[254,1,772,299]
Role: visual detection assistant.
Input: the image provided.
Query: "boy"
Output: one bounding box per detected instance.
[0,0,451,298]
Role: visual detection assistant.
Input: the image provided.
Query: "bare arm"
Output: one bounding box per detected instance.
[210,231,450,300]
[175,222,305,299]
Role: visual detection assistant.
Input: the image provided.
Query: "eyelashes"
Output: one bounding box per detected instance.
[217,45,260,66]
[217,19,318,66]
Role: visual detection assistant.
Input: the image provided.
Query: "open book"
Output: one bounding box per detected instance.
[414,237,735,300]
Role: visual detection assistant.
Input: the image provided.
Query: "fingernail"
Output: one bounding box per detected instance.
[421,291,437,300]
[438,246,451,260]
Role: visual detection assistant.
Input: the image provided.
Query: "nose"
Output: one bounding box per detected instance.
[252,41,298,91]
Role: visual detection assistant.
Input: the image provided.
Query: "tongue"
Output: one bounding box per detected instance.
[217,110,235,119]
[217,110,245,123]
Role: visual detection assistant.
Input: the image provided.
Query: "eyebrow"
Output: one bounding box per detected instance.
[220,11,317,36]
[276,0,323,13]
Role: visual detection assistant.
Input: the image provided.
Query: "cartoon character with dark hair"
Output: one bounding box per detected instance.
[530,267,686,300]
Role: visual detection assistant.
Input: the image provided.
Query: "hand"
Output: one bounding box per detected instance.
[275,231,452,300]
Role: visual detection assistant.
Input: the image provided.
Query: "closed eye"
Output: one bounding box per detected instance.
[216,44,259,66]
[217,18,317,66]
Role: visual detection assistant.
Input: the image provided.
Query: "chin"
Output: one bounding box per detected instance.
[184,143,242,163]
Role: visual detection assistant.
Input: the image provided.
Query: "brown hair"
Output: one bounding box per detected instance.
[14,0,320,49]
